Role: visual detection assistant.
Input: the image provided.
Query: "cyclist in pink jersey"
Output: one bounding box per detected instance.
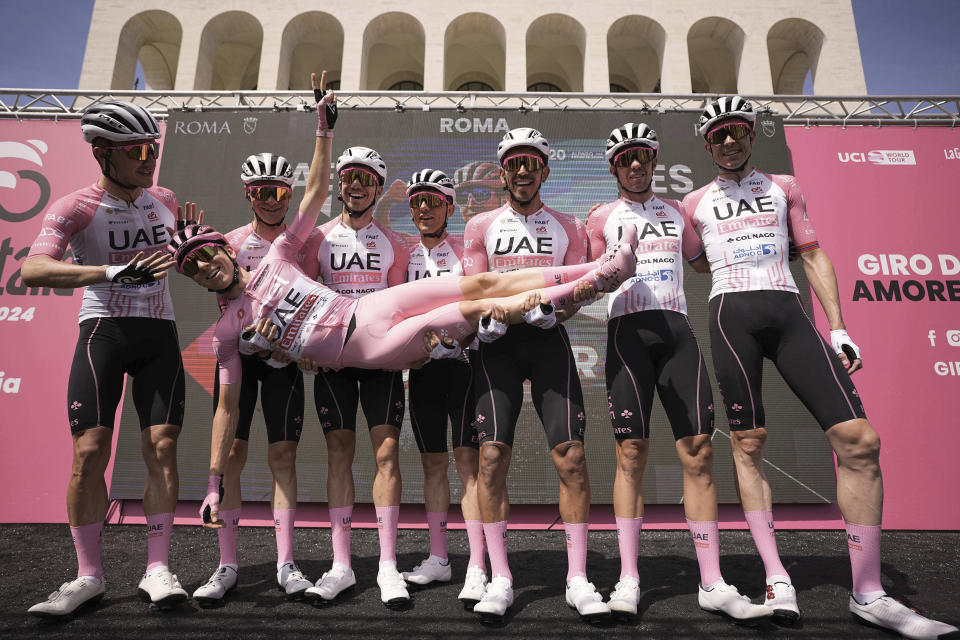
[683,96,957,638]
[193,152,321,606]
[588,123,771,622]
[464,128,612,624]
[306,143,413,609]
[23,101,188,616]
[396,169,487,608]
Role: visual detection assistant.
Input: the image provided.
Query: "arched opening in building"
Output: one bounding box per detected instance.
[768,18,824,94]
[607,16,665,93]
[687,17,745,93]
[444,13,505,92]
[195,11,263,90]
[112,11,181,90]
[279,12,344,91]
[526,14,585,92]
[361,13,425,90]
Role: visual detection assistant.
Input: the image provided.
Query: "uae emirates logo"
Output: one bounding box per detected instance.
[243,117,258,135]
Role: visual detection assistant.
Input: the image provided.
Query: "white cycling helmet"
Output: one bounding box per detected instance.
[605,123,660,163]
[81,101,161,143]
[335,146,387,184]
[406,169,456,200]
[496,128,550,165]
[697,95,756,137]
[241,153,294,186]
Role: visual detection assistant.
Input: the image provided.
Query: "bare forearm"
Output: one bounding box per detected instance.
[21,256,107,288]
[301,134,332,217]
[209,399,239,476]
[803,249,846,330]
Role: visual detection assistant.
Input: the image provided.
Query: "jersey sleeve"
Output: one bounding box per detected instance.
[562,215,589,265]
[681,186,710,235]
[676,200,705,262]
[271,209,315,259]
[586,203,613,260]
[213,315,242,385]
[385,229,409,287]
[27,192,98,259]
[150,186,180,219]
[462,216,489,276]
[778,175,819,253]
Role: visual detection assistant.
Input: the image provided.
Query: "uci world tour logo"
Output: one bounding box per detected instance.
[0,139,51,223]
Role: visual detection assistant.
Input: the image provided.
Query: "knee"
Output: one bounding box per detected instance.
[326,434,355,464]
[472,272,500,293]
[149,436,178,469]
[617,440,648,475]
[268,446,297,475]
[556,443,588,481]
[731,430,766,460]
[678,437,714,477]
[422,455,449,480]
[73,440,110,479]
[837,427,881,469]
[478,444,507,481]
[374,442,400,474]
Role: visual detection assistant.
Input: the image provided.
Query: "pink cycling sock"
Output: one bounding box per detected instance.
[426,511,448,559]
[465,519,486,570]
[483,521,512,581]
[274,508,295,566]
[376,505,399,564]
[71,522,104,580]
[541,263,596,288]
[329,505,353,567]
[846,522,885,596]
[564,522,588,582]
[744,510,789,582]
[616,516,642,580]
[218,508,241,567]
[687,520,723,587]
[145,512,174,572]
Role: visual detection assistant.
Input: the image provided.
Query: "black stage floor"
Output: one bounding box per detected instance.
[3,524,958,639]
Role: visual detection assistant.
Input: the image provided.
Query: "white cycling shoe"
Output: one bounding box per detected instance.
[138,566,188,609]
[763,577,801,624]
[402,555,452,586]
[607,576,641,618]
[698,579,773,621]
[458,567,488,611]
[193,565,238,607]
[304,563,356,603]
[377,561,411,609]
[565,575,611,623]
[474,575,514,622]
[277,562,312,600]
[28,576,105,618]
[850,594,959,640]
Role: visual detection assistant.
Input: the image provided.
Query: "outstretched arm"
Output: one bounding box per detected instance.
[294,70,336,227]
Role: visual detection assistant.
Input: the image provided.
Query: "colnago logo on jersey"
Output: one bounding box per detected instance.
[316,219,403,297]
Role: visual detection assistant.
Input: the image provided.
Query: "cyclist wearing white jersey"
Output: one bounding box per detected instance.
[398,169,487,608]
[192,152,322,606]
[24,101,188,616]
[588,123,771,622]
[683,96,957,639]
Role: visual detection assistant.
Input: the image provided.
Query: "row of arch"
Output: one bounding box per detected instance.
[118,10,824,94]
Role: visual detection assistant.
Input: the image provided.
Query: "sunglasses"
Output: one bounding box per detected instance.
[409,191,447,209]
[502,153,544,173]
[106,142,160,161]
[179,243,221,276]
[706,123,752,145]
[246,185,292,201]
[455,186,495,205]
[613,146,656,168]
[339,167,379,187]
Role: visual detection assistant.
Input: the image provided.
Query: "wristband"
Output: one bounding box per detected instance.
[523,303,557,330]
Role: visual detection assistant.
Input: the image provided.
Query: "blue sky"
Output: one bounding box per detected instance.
[0,0,958,94]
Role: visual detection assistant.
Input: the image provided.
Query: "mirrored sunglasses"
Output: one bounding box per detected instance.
[502,153,544,173]
[246,185,292,201]
[408,191,447,209]
[455,186,494,205]
[613,146,656,168]
[707,123,752,145]
[180,243,221,276]
[339,168,379,187]
[107,142,160,161]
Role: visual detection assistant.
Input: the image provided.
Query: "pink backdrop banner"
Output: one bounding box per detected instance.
[786,126,960,529]
[0,120,165,522]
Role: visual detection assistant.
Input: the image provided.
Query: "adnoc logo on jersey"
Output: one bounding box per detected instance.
[837,150,916,165]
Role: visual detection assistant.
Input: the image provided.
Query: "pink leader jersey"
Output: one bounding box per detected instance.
[213,210,355,385]
[586,196,704,318]
[28,183,178,323]
[462,204,588,276]
[313,217,408,297]
[407,235,465,281]
[682,170,819,299]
